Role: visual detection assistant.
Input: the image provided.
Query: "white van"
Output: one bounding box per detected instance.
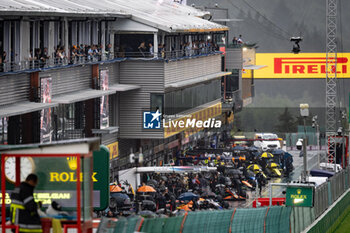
[254,133,281,151]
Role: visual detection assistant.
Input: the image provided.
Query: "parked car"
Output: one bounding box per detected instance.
[254,133,281,151]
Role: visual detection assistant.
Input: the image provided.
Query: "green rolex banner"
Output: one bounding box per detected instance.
[286,186,314,207]
[93,146,110,211]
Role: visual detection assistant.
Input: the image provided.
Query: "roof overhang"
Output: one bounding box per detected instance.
[109,84,141,92]
[0,102,58,118]
[0,11,130,18]
[165,71,231,90]
[52,89,116,104]
[110,19,158,33]
[243,65,267,70]
[0,138,100,154]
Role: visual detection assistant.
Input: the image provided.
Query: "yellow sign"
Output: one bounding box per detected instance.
[252,53,350,79]
[2,192,73,205]
[164,102,222,138]
[49,172,98,182]
[48,156,98,182]
[106,141,119,160]
[242,69,253,78]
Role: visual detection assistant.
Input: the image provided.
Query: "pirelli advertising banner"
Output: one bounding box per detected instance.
[253,53,350,79]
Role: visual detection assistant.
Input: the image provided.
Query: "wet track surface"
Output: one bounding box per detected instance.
[230,150,324,208]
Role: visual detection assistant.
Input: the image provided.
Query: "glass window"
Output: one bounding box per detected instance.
[151,94,164,113]
[164,79,221,115]
[0,117,8,144]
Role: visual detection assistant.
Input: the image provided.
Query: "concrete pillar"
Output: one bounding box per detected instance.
[101,21,106,57]
[153,32,158,58]
[48,21,55,60]
[161,33,165,44]
[71,22,77,46]
[20,21,30,61]
[79,22,83,45]
[92,21,98,44]
[3,21,11,64]
[20,21,30,69]
[109,32,114,58]
[14,21,20,63]
[64,17,69,60]
[35,21,40,49]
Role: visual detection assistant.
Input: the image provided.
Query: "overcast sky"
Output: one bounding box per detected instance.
[189,0,350,53]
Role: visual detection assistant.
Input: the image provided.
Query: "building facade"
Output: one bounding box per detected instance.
[0,0,251,179]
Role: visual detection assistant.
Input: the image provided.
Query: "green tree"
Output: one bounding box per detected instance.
[275,107,297,137]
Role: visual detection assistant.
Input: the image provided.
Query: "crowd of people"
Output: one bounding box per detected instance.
[118,40,219,59]
[0,43,114,71]
[0,37,223,72]
[1,35,238,72]
[232,35,244,46]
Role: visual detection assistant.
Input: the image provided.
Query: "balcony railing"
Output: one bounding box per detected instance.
[0,48,221,74]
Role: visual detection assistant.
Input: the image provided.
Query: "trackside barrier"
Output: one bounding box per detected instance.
[95,168,350,233]
[290,207,315,233]
[97,207,292,233]
[265,206,292,233]
[313,182,328,218]
[300,166,350,233]
[307,189,350,233]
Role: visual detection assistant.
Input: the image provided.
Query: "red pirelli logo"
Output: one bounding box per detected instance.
[274,57,348,74]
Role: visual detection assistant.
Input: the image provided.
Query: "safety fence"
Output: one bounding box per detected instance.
[96,167,350,233]
[307,189,350,233]
[98,207,292,233]
[289,166,350,233]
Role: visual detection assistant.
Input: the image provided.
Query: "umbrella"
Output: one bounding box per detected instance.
[110,193,130,206]
[110,185,123,193]
[260,152,274,158]
[137,185,156,193]
[201,190,216,198]
[178,192,198,201]
[267,162,280,168]
[146,179,158,188]
[247,146,259,152]
[247,164,262,171]
[226,169,242,176]
[232,146,246,151]
[271,149,285,156]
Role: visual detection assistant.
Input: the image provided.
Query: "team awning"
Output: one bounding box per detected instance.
[52,89,116,104]
[108,84,141,92]
[165,71,231,90]
[0,102,58,118]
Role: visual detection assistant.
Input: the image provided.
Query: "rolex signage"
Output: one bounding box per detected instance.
[286,186,314,207]
[0,147,109,210]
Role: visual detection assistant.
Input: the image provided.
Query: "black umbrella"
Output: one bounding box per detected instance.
[147,179,158,188]
[201,190,216,198]
[110,193,130,206]
[178,192,198,201]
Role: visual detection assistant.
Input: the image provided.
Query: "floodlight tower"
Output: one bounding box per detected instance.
[325,0,337,166]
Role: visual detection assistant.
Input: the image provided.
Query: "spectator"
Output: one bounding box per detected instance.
[185,42,191,56]
[149,43,154,56]
[41,47,50,61]
[232,37,238,45]
[87,46,94,60]
[105,43,112,59]
[138,42,147,57]
[237,35,243,44]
